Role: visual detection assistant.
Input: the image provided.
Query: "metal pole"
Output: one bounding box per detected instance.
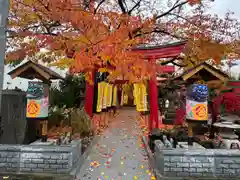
[0,0,10,114]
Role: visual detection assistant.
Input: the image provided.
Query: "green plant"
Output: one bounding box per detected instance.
[48,106,66,129]
[70,108,92,138]
[198,140,214,149]
[49,73,85,109]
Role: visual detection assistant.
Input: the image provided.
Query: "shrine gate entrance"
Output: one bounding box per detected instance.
[84,41,186,133]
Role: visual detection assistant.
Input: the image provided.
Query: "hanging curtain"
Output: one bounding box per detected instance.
[107,84,113,108]
[122,84,129,105]
[112,85,118,107]
[134,82,148,112]
[92,72,101,114]
[96,82,104,113]
[134,83,140,111]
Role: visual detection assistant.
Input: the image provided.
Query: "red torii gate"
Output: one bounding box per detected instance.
[132,41,186,132]
[85,0,186,132]
[84,41,186,132]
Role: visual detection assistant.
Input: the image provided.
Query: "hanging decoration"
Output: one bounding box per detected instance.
[122,84,130,105]
[96,81,104,113]
[102,81,108,110]
[107,83,113,108]
[26,82,49,118]
[134,82,148,112]
[112,85,118,107]
[186,83,208,121]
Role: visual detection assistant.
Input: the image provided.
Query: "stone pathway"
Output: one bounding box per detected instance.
[76,108,155,180]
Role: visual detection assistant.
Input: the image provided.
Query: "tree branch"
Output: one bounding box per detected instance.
[118,0,127,14]
[133,28,184,40]
[160,57,187,67]
[94,0,106,13]
[171,61,187,67]
[155,1,188,19]
[128,0,142,15]
[152,29,184,40]
[160,57,179,65]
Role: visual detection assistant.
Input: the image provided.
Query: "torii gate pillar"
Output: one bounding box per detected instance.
[132,41,186,133]
[149,57,159,131]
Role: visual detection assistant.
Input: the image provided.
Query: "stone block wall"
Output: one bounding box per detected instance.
[214,151,240,177]
[0,140,81,176]
[154,140,240,179]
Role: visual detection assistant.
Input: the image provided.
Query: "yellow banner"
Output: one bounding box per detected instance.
[134,83,148,112]
[112,86,117,106]
[102,82,108,109]
[96,82,104,112]
[107,84,113,107]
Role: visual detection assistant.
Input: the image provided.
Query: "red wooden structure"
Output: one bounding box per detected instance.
[132,41,186,132]
[84,41,186,134]
[84,0,187,133]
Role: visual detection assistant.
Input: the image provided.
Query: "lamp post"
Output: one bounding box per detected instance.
[0,0,10,121]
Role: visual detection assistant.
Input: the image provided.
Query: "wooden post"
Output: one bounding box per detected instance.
[41,120,48,142]
[187,122,194,146]
[84,70,95,118]
[149,57,160,132]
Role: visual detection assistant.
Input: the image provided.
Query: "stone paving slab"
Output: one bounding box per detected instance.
[76,109,155,180]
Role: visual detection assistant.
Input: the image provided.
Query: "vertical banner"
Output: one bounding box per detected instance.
[112,86,117,107]
[134,83,148,112]
[96,82,103,113]
[107,84,113,107]
[26,82,49,118]
[102,82,108,110]
[186,84,208,121]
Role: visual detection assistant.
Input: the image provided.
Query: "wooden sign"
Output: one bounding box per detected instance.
[186,100,208,120]
[186,84,208,121]
[26,82,49,118]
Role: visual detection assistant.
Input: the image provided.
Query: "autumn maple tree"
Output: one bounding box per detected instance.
[7,0,240,82]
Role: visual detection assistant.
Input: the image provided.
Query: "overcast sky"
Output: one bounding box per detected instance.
[209,0,240,78]
[4,0,240,90]
[211,0,240,18]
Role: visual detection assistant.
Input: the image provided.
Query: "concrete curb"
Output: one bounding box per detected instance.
[141,136,162,180]
[70,135,101,179]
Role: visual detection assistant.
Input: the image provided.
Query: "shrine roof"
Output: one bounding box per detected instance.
[8,60,64,81]
[173,62,229,82]
[133,41,186,50]
[132,41,186,59]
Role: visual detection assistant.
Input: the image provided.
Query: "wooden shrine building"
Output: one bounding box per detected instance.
[173,62,229,85]
[8,60,64,143]
[8,60,64,82]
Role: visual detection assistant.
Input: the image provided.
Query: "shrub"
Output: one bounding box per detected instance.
[70,108,92,138]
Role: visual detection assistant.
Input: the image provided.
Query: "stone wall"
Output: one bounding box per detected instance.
[0,90,27,144]
[0,140,81,179]
[154,140,240,179]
